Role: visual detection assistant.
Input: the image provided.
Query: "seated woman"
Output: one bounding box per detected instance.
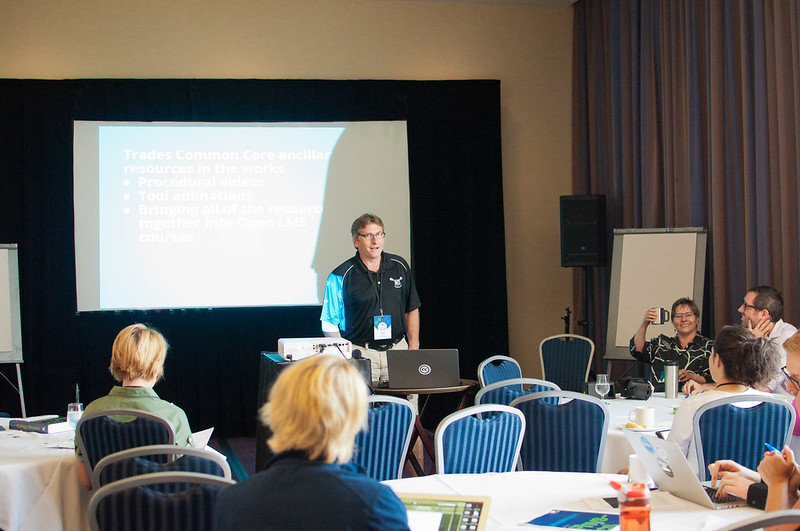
[214,355,409,531]
[630,297,714,392]
[74,323,191,489]
[706,330,800,506]
[670,325,778,476]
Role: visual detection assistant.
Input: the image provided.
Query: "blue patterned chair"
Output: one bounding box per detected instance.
[434,404,525,474]
[477,355,522,387]
[76,409,176,477]
[511,390,608,473]
[88,472,234,531]
[539,334,594,393]
[693,394,795,480]
[91,444,232,491]
[352,395,416,481]
[474,378,560,406]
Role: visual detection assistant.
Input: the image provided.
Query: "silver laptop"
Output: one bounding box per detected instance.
[624,431,747,509]
[386,349,460,389]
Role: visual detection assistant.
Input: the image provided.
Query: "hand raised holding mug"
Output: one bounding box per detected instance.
[642,307,671,326]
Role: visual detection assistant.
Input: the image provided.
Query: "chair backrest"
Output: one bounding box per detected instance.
[76,409,176,474]
[352,395,416,481]
[511,390,609,473]
[474,378,561,406]
[693,394,796,480]
[715,509,800,531]
[477,355,522,387]
[92,444,232,490]
[88,472,235,531]
[434,404,525,474]
[538,334,594,392]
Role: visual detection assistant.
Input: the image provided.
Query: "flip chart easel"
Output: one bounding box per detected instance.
[1,244,26,416]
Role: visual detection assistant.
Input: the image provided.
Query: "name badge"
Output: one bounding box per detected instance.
[374,315,392,340]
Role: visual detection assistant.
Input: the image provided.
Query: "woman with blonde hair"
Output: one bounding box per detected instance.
[74,323,191,489]
[214,355,409,530]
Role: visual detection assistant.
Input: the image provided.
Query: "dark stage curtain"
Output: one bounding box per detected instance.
[573,0,800,375]
[0,79,507,435]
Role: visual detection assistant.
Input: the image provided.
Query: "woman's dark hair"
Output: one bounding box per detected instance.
[671,297,700,319]
[714,325,779,387]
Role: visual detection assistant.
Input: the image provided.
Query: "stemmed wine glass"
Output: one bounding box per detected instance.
[595,374,610,401]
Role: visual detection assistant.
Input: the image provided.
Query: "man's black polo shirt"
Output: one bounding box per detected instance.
[321,252,421,347]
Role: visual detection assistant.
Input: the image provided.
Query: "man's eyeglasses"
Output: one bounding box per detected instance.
[742,301,759,310]
[781,366,800,389]
[358,231,385,241]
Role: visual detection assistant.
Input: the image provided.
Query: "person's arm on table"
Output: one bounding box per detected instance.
[679,369,706,384]
[404,309,419,349]
[759,446,800,531]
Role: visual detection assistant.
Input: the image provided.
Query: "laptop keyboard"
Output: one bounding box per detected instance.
[704,486,741,504]
[458,502,484,530]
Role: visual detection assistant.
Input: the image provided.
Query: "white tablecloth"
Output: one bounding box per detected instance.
[601,394,683,473]
[0,428,89,531]
[384,471,761,530]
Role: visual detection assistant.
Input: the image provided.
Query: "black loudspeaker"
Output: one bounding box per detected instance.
[560,194,607,267]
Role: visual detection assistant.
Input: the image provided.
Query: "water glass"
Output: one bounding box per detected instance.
[595,374,610,400]
[67,402,83,429]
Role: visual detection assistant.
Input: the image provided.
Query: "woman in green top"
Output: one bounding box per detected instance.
[75,323,191,490]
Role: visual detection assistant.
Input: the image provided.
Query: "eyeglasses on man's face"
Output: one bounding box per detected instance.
[358,231,385,241]
[741,301,759,310]
[781,366,800,390]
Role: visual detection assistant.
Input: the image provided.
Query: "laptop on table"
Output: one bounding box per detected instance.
[385,349,460,389]
[623,431,747,509]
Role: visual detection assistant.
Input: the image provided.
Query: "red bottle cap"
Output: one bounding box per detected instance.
[626,483,650,498]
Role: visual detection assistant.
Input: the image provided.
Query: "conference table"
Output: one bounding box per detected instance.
[601,394,684,473]
[384,471,761,530]
[0,424,89,531]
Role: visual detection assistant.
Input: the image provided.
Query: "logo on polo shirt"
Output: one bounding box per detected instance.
[390,276,403,288]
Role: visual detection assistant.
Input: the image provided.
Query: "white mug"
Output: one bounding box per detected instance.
[629,406,655,427]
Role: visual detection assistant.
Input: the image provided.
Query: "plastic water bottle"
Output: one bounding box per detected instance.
[619,483,650,531]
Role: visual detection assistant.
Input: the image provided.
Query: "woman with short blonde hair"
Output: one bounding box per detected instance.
[215,355,409,530]
[263,354,367,464]
[74,324,191,490]
[109,323,169,382]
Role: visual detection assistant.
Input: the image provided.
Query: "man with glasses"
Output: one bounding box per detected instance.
[738,286,798,393]
[321,213,420,383]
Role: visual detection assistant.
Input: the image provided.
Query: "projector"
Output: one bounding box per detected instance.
[277,337,352,361]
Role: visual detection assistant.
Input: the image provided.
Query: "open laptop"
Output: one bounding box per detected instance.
[624,431,747,509]
[386,349,460,389]
[396,493,490,531]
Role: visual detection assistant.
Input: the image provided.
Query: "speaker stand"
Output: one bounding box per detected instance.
[576,266,595,341]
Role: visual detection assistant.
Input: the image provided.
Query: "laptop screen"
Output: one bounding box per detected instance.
[396,493,490,531]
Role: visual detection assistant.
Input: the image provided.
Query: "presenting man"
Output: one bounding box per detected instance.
[739,285,798,393]
[321,213,421,383]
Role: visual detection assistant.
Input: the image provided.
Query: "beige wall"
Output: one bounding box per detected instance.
[0,0,573,377]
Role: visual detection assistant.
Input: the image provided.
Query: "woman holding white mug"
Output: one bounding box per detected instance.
[630,297,714,392]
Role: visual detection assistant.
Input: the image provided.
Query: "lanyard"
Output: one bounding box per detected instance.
[369,269,384,316]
